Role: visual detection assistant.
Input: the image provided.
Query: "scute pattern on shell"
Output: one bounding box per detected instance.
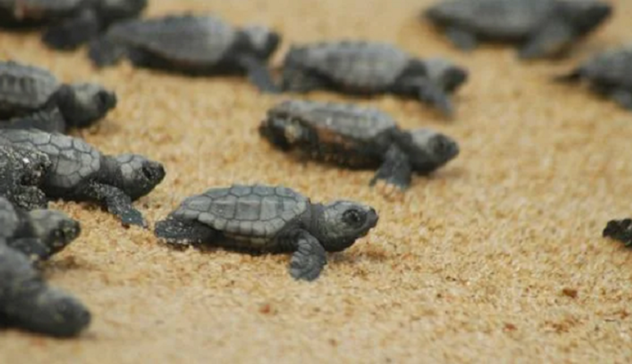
[581,47,632,88]
[294,41,411,89]
[173,184,309,238]
[0,61,59,110]
[270,100,397,141]
[428,0,554,38]
[107,14,237,64]
[0,129,100,190]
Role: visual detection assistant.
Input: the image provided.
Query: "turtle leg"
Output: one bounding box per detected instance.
[518,21,574,60]
[78,182,146,228]
[609,89,632,110]
[370,145,413,191]
[404,78,454,117]
[287,231,327,281]
[5,238,53,263]
[603,218,632,246]
[154,218,217,246]
[444,27,478,51]
[42,9,101,51]
[236,55,281,94]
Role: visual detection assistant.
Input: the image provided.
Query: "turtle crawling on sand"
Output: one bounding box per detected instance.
[0,61,117,132]
[0,144,50,210]
[556,46,632,110]
[424,0,612,59]
[155,184,379,281]
[0,0,148,51]
[0,197,80,262]
[280,41,468,116]
[259,100,460,190]
[0,239,91,337]
[88,14,281,93]
[0,129,166,228]
[603,218,632,246]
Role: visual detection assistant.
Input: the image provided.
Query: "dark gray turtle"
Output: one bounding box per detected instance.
[603,218,632,247]
[0,144,50,210]
[0,0,148,51]
[259,100,460,190]
[154,184,379,281]
[424,0,612,59]
[0,239,91,337]
[0,129,166,227]
[88,14,281,93]
[0,196,80,262]
[280,41,468,116]
[556,46,632,110]
[0,60,117,132]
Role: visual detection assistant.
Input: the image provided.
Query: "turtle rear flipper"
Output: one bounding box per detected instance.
[88,36,129,67]
[42,9,101,51]
[288,231,327,281]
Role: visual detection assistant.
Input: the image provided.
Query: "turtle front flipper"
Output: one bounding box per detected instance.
[42,9,101,51]
[81,182,146,228]
[6,238,53,263]
[288,231,327,281]
[518,21,575,60]
[370,146,412,191]
[417,78,454,117]
[236,54,281,94]
[154,218,218,246]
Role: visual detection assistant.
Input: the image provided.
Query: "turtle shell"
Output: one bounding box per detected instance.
[172,184,309,239]
[426,0,555,39]
[0,129,101,191]
[270,100,397,143]
[0,61,60,114]
[288,41,412,90]
[579,46,632,89]
[105,14,238,65]
[0,197,19,239]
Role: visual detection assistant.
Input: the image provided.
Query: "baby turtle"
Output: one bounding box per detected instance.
[556,46,632,110]
[280,41,468,116]
[88,14,281,93]
[0,60,117,132]
[0,129,166,227]
[154,184,379,281]
[0,0,148,51]
[0,144,50,210]
[259,100,460,190]
[603,218,632,247]
[0,240,91,337]
[424,0,612,59]
[0,197,81,262]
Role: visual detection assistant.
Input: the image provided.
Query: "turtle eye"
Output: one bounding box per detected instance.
[342,209,365,227]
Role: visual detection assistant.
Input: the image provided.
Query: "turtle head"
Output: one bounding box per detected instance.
[111,154,165,200]
[56,83,117,129]
[558,0,612,35]
[241,25,281,59]
[404,129,459,173]
[424,58,468,92]
[20,288,92,338]
[28,209,81,255]
[315,201,379,252]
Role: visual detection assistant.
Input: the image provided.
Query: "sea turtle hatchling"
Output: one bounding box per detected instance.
[0,0,148,51]
[603,218,632,247]
[280,41,468,116]
[0,196,81,262]
[0,60,117,132]
[555,46,632,110]
[88,14,281,93]
[154,184,379,281]
[0,128,166,228]
[0,144,50,210]
[0,239,91,337]
[259,100,460,190]
[424,0,612,59]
